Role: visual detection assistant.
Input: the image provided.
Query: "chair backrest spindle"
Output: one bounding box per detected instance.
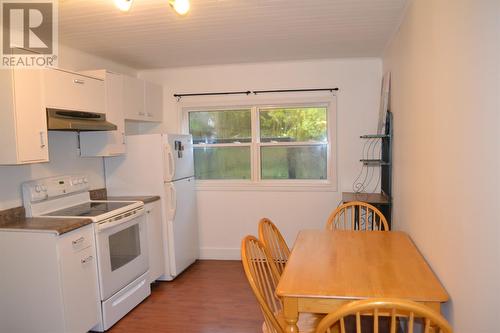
[241,236,284,333]
[258,218,291,276]
[315,298,452,333]
[326,201,389,231]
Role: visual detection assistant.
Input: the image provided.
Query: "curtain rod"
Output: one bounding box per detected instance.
[173,88,339,100]
[253,88,339,94]
[173,91,251,98]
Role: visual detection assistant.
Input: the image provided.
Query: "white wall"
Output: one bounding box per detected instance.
[0,45,136,210]
[383,0,500,331]
[139,58,382,259]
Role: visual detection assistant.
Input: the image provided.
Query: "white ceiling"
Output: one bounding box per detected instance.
[59,0,408,69]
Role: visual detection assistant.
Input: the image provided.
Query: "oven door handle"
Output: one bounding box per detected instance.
[97,207,144,232]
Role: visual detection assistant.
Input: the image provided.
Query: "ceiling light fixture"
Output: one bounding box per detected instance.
[113,0,190,15]
[169,0,190,15]
[114,0,133,12]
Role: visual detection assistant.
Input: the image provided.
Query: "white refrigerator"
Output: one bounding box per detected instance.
[104,134,199,281]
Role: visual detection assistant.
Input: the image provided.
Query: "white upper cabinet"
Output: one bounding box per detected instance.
[123,75,146,121]
[79,70,126,157]
[0,68,48,165]
[145,81,163,122]
[43,68,105,113]
[123,75,163,122]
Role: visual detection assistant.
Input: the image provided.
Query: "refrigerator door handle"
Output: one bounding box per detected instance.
[165,145,176,181]
[168,183,177,220]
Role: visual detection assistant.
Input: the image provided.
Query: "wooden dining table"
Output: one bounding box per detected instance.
[275,230,449,333]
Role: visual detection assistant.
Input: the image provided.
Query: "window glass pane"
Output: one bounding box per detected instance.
[261,145,328,180]
[189,110,251,144]
[259,107,328,143]
[194,147,251,180]
[109,224,141,271]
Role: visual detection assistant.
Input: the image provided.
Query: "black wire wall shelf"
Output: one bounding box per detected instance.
[360,159,391,166]
[344,111,393,228]
[360,134,391,139]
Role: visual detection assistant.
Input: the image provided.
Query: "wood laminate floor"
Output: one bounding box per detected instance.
[107,260,262,333]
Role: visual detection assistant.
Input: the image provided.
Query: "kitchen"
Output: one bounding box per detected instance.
[0,63,199,331]
[0,1,498,333]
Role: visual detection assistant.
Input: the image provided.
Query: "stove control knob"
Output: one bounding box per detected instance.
[83,177,88,184]
[35,185,41,193]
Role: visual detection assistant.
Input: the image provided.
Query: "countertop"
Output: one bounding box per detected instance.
[107,196,161,204]
[0,191,160,235]
[89,189,160,204]
[0,216,93,235]
[342,191,391,204]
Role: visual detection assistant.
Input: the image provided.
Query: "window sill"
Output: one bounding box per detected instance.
[195,180,338,192]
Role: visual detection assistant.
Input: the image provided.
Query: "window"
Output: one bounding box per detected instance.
[186,101,335,188]
[189,109,252,180]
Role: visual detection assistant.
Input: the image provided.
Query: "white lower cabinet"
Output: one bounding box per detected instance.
[0,225,99,333]
[145,201,165,283]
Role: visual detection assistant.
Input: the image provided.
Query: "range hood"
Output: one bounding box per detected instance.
[47,109,117,131]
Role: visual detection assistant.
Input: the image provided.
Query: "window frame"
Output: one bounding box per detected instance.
[181,95,337,191]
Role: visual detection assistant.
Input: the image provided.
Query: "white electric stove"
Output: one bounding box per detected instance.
[22,175,150,332]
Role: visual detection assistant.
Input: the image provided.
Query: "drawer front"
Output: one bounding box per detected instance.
[100,271,150,331]
[44,69,105,113]
[60,225,94,253]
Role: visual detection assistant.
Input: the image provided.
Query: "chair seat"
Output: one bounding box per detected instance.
[262,312,324,333]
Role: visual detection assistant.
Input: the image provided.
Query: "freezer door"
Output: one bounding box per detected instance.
[163,134,194,182]
[163,177,199,277]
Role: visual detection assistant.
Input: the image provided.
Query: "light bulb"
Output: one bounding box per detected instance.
[114,0,133,12]
[170,0,190,15]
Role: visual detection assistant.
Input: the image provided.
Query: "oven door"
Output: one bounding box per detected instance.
[96,208,149,301]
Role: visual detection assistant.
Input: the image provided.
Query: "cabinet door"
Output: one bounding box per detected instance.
[59,227,99,333]
[145,201,165,283]
[13,69,49,163]
[80,71,126,156]
[44,68,105,113]
[144,81,163,122]
[104,72,126,155]
[123,75,145,120]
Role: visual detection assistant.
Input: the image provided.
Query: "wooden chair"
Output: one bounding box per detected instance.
[258,218,290,276]
[241,236,321,333]
[325,201,389,231]
[315,298,452,333]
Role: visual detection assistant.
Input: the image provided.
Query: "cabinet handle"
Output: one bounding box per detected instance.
[73,79,85,84]
[39,131,46,148]
[81,255,93,264]
[72,236,85,245]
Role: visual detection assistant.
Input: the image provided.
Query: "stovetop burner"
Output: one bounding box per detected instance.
[44,201,135,218]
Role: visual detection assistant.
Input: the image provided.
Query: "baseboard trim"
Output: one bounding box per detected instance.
[199,247,241,260]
